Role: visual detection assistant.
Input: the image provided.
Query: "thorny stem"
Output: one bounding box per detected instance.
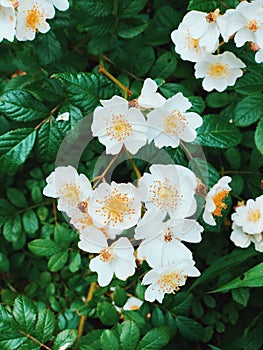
[92,153,120,188]
[124,147,141,179]
[103,54,143,81]
[180,141,194,160]
[75,282,97,347]
[35,103,62,130]
[7,200,53,218]
[19,330,52,350]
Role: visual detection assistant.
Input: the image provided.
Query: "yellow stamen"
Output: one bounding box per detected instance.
[26,5,43,31]
[207,63,229,79]
[106,114,133,141]
[248,19,260,32]
[247,209,261,223]
[164,110,188,136]
[99,248,114,262]
[157,271,187,294]
[212,190,229,217]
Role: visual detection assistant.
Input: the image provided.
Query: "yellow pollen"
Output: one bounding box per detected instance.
[164,110,188,136]
[99,248,115,262]
[247,209,261,223]
[207,63,229,79]
[157,271,187,294]
[206,8,220,23]
[150,178,181,212]
[106,114,133,141]
[130,305,140,310]
[71,214,93,231]
[187,34,200,53]
[60,182,81,206]
[248,19,260,32]
[164,228,173,242]
[26,5,44,31]
[212,190,229,217]
[96,188,135,226]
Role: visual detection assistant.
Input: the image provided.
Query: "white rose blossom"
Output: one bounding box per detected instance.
[78,228,136,286]
[88,181,142,230]
[147,92,203,148]
[91,96,147,155]
[138,78,166,109]
[16,0,55,41]
[139,164,197,221]
[203,176,232,226]
[142,260,200,303]
[194,51,246,92]
[0,0,16,42]
[43,165,93,215]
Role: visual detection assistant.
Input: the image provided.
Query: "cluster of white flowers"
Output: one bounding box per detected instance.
[0,0,69,42]
[171,0,263,92]
[43,79,236,303]
[230,195,263,252]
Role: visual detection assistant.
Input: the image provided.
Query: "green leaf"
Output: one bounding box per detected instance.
[137,327,170,349]
[101,330,120,350]
[134,47,155,77]
[97,302,120,326]
[69,251,81,273]
[36,31,62,65]
[206,92,234,108]
[255,117,263,154]
[76,330,103,350]
[53,329,77,350]
[151,308,165,327]
[114,286,127,307]
[118,17,148,39]
[0,198,16,216]
[54,224,74,249]
[150,52,177,79]
[3,215,22,242]
[28,239,62,257]
[119,0,148,18]
[6,188,28,208]
[48,251,68,272]
[120,321,140,350]
[176,316,204,341]
[22,210,39,236]
[212,262,263,292]
[234,71,263,95]
[122,310,146,328]
[234,95,263,127]
[78,0,114,17]
[0,128,36,174]
[13,296,36,333]
[231,288,250,307]
[0,305,25,350]
[0,252,10,272]
[35,308,56,343]
[196,115,242,148]
[0,90,48,122]
[52,73,119,114]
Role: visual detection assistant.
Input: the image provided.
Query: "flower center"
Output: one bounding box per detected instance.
[248,19,260,32]
[96,188,135,226]
[26,5,43,30]
[206,8,220,23]
[157,271,187,293]
[106,114,133,141]
[150,178,181,213]
[247,209,261,223]
[130,305,140,310]
[164,110,188,136]
[99,248,115,262]
[60,182,81,206]
[207,63,229,79]
[163,228,173,242]
[186,34,200,53]
[212,190,229,217]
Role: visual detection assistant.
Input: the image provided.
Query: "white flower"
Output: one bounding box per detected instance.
[56,112,70,121]
[16,0,55,41]
[78,228,136,286]
[255,48,263,63]
[147,92,203,148]
[123,296,143,311]
[0,0,16,42]
[139,164,197,221]
[138,78,166,109]
[251,232,263,252]
[233,195,263,234]
[216,9,237,42]
[88,182,142,230]
[194,52,245,92]
[43,166,93,214]
[142,260,200,303]
[91,95,147,155]
[171,22,217,62]
[48,0,69,11]
[230,218,253,248]
[180,9,221,52]
[223,1,263,48]
[203,176,231,226]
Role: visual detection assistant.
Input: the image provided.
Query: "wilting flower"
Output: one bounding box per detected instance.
[147,92,203,148]
[43,165,93,214]
[138,78,166,109]
[223,0,263,48]
[92,96,147,155]
[139,164,197,221]
[78,228,136,286]
[48,0,69,11]
[88,182,142,230]
[233,195,263,234]
[194,52,245,92]
[0,0,16,42]
[142,260,200,303]
[16,0,55,41]
[203,176,232,226]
